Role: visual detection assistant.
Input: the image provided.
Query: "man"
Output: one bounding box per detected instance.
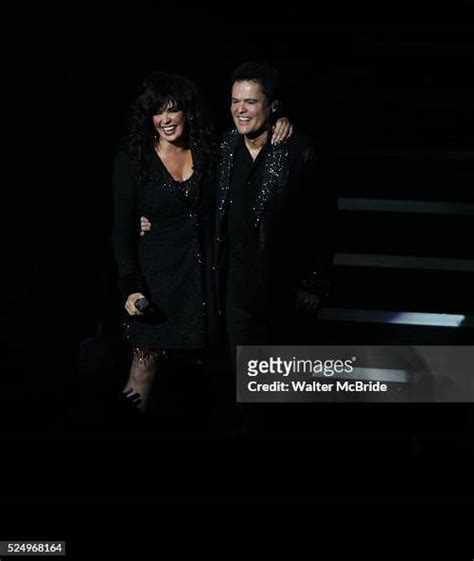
[214,61,332,364]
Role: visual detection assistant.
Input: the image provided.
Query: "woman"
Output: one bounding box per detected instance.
[112,71,291,414]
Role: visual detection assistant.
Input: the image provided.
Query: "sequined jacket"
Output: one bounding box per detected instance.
[214,129,332,316]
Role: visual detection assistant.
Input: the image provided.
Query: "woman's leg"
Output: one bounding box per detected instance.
[122,347,160,413]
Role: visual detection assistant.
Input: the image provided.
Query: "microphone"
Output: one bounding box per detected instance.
[133,297,166,324]
[134,297,154,314]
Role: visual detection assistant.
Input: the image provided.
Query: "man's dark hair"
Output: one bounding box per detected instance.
[231,61,281,104]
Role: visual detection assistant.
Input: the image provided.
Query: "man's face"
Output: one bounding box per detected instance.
[231,80,273,137]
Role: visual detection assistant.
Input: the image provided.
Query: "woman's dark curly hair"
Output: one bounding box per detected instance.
[127,71,214,185]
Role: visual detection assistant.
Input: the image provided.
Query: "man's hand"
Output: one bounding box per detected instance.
[140,216,151,236]
[296,289,320,311]
[271,117,293,145]
[125,292,146,315]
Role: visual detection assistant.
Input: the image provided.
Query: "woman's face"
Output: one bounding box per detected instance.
[152,100,187,144]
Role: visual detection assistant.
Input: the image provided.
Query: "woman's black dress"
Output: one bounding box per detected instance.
[112,148,210,350]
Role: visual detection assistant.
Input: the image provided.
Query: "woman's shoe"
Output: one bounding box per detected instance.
[114,388,144,426]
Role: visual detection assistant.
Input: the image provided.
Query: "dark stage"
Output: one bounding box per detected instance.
[2,7,474,560]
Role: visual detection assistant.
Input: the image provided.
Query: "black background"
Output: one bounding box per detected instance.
[2,4,474,560]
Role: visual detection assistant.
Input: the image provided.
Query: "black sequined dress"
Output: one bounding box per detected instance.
[112,148,209,350]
